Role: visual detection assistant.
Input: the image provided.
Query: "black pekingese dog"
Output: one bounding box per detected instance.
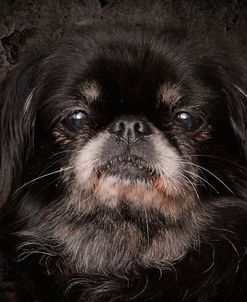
[0,24,247,302]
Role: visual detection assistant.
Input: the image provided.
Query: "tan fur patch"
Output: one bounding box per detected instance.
[195,125,212,141]
[53,129,71,144]
[159,82,182,106]
[81,80,101,102]
[92,175,193,218]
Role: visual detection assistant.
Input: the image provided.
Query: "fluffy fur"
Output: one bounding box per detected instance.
[0,24,247,302]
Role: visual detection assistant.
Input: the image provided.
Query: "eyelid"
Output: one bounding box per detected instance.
[172,106,204,119]
[54,107,89,123]
[51,107,89,129]
[67,110,88,118]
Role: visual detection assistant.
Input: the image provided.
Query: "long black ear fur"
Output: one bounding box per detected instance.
[221,61,247,160]
[205,49,247,160]
[0,60,38,208]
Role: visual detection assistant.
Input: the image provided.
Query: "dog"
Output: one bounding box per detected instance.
[0,24,247,302]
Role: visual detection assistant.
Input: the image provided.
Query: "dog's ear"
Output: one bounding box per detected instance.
[228,82,247,160]
[0,59,39,207]
[209,53,247,160]
[221,62,247,160]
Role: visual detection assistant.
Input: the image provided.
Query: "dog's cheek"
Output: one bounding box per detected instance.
[148,133,198,211]
[65,132,111,192]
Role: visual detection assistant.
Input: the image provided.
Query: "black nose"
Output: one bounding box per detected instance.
[108,116,152,143]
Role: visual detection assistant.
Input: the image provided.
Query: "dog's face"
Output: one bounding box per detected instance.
[1,26,247,294]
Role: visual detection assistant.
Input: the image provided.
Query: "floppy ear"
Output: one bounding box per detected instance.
[213,56,247,160]
[229,86,247,159]
[224,68,247,160]
[0,60,38,207]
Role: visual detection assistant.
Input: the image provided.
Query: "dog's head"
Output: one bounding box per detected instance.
[0,25,247,292]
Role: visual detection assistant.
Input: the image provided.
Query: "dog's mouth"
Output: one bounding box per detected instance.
[98,155,155,180]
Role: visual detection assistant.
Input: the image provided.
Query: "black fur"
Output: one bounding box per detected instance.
[0,25,247,302]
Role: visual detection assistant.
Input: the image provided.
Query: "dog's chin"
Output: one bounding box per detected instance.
[80,161,187,219]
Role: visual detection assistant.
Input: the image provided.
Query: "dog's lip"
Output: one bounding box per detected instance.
[97,155,154,176]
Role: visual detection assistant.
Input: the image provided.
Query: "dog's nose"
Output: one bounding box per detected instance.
[109,116,152,143]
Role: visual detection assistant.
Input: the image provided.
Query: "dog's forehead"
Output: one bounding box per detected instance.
[39,36,218,120]
[78,80,183,111]
[74,48,214,110]
[76,54,182,108]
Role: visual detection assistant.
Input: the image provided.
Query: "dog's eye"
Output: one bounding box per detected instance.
[62,110,87,131]
[175,112,203,131]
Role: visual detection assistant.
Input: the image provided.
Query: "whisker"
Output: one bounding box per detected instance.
[185,170,219,194]
[190,154,246,171]
[15,167,74,193]
[176,171,200,200]
[179,161,234,194]
[14,176,63,225]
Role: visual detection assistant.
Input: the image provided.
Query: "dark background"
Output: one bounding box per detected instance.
[0,0,247,84]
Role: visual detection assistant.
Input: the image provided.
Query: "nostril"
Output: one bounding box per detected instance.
[134,121,152,136]
[115,121,125,134]
[134,121,144,134]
